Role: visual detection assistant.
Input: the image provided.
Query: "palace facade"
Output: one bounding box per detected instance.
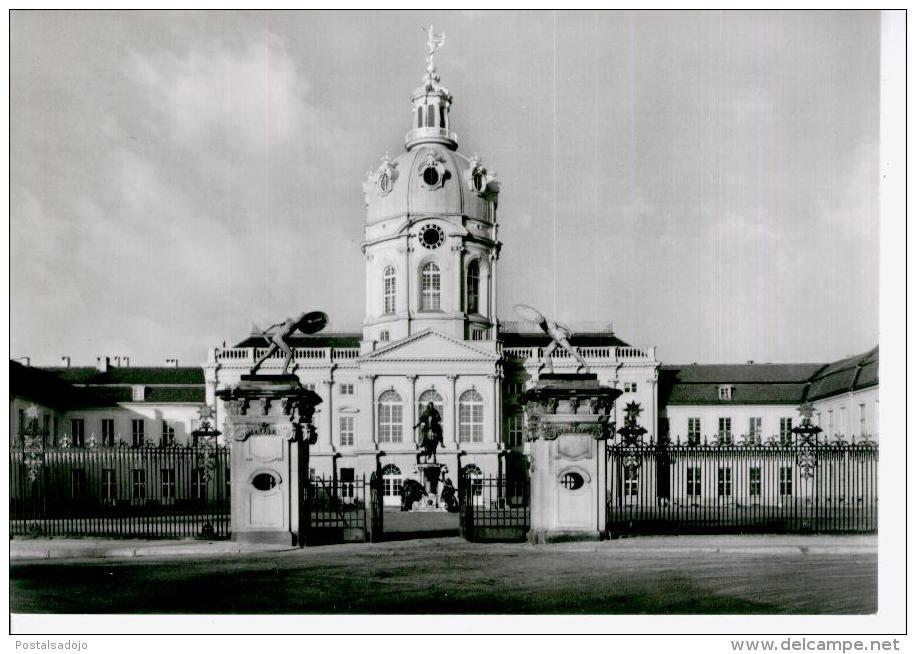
[10,38,878,514]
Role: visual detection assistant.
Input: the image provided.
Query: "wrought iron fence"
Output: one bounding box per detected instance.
[10,444,231,539]
[606,441,878,535]
[305,475,369,544]
[459,474,530,542]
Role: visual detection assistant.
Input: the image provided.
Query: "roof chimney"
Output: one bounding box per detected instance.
[122,356,130,368]
[61,356,70,368]
[97,356,109,373]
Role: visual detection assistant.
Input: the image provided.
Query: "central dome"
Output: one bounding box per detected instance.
[363,146,498,225]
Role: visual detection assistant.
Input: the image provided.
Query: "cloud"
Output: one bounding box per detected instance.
[125,33,314,157]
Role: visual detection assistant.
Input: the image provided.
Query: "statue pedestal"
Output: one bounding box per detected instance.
[523,373,622,544]
[413,462,447,511]
[217,376,322,546]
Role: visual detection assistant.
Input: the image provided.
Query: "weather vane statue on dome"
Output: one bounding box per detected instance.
[423,25,446,89]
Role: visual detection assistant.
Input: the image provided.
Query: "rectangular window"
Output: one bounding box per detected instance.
[70,419,85,447]
[687,418,701,445]
[506,381,524,399]
[779,417,794,446]
[101,418,115,446]
[131,419,145,447]
[339,383,355,397]
[157,468,175,501]
[52,416,59,443]
[748,417,762,443]
[718,385,733,400]
[717,467,732,497]
[717,417,732,444]
[859,403,866,436]
[827,410,834,437]
[624,382,637,393]
[779,467,793,496]
[19,408,26,437]
[624,467,639,497]
[686,467,701,496]
[458,401,484,443]
[161,420,176,446]
[379,330,390,343]
[131,469,146,501]
[378,403,403,443]
[340,467,355,499]
[507,413,524,447]
[42,415,51,445]
[191,468,206,500]
[303,383,316,392]
[101,469,116,503]
[838,406,846,438]
[71,469,87,500]
[749,467,761,497]
[339,415,355,447]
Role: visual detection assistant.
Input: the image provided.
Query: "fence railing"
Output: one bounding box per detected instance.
[459,475,530,542]
[606,442,878,534]
[10,445,231,539]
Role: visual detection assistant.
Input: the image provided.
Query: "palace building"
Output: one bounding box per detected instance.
[10,35,878,520]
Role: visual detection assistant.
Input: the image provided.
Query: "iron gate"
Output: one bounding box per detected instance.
[459,474,530,542]
[305,475,370,544]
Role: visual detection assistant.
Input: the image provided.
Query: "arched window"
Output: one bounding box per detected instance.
[458,390,484,443]
[426,104,436,127]
[377,390,403,443]
[466,260,480,314]
[383,266,396,314]
[420,263,441,311]
[381,464,402,506]
[463,464,484,500]
[417,389,444,422]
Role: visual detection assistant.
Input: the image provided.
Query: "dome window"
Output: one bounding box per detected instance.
[418,149,447,190]
[423,167,440,186]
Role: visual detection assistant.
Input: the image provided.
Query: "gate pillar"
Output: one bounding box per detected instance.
[218,375,321,546]
[522,374,621,544]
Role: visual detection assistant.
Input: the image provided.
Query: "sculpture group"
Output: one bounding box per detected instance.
[514,304,589,373]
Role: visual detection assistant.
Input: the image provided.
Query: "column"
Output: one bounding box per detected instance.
[452,243,465,317]
[489,371,502,448]
[488,251,498,331]
[447,374,459,448]
[364,374,377,447]
[407,374,418,445]
[322,379,335,452]
[648,376,657,443]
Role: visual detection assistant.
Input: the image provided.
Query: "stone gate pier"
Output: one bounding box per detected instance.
[218,375,321,545]
[522,374,622,543]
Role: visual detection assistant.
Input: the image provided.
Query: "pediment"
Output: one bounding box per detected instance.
[361,329,499,362]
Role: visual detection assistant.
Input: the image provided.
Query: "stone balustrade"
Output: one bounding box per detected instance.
[501,345,655,363]
[213,347,361,365]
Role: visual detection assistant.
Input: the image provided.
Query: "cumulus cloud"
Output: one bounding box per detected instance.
[125,34,312,156]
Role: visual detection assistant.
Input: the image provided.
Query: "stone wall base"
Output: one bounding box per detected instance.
[527,529,603,545]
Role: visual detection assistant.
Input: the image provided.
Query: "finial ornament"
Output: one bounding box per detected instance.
[423,25,446,89]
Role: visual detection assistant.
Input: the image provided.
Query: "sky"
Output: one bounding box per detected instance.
[10,10,880,367]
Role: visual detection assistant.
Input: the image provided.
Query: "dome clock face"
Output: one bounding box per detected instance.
[419,224,445,249]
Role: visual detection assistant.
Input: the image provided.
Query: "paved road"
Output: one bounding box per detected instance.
[10,537,876,615]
